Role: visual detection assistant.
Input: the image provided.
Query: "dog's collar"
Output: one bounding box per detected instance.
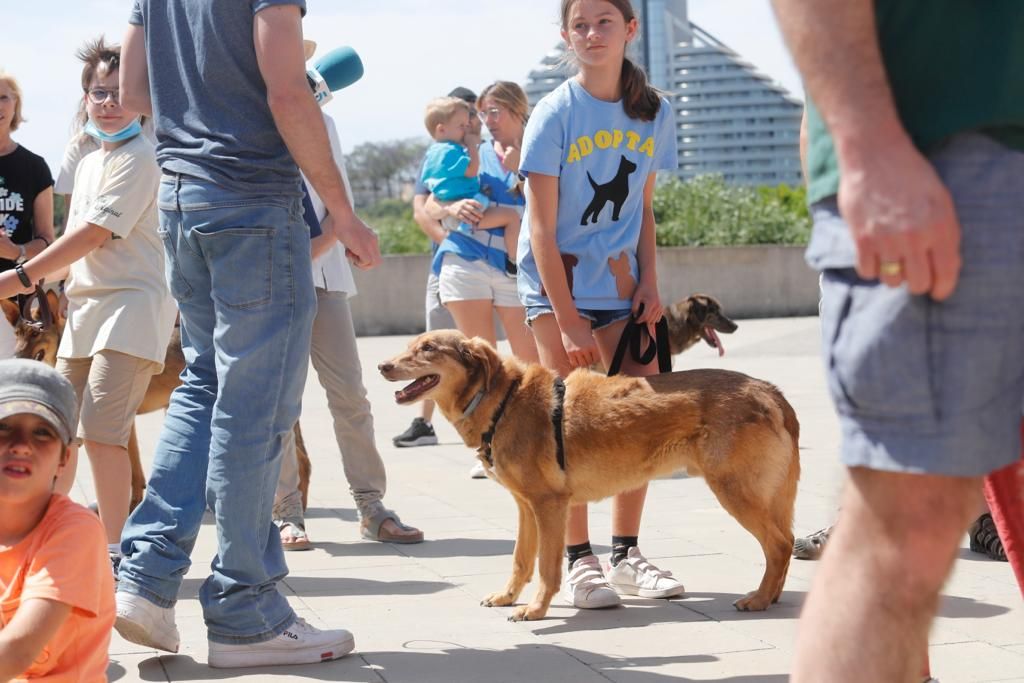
[462,389,486,418]
[478,379,519,468]
[552,377,566,471]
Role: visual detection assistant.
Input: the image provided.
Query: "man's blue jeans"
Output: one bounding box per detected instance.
[118,176,316,645]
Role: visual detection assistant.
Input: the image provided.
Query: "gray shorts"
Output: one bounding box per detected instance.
[815,132,1024,477]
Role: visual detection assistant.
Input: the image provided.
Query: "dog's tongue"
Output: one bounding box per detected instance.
[706,327,725,357]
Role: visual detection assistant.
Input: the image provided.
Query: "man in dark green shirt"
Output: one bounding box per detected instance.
[772,2,1024,681]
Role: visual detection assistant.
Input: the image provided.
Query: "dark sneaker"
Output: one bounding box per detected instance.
[393,418,438,448]
[968,513,1007,561]
[793,526,833,560]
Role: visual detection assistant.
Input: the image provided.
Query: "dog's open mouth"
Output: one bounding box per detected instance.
[395,374,440,404]
[701,326,726,357]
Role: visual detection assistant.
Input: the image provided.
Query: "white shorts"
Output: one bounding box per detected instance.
[438,253,521,308]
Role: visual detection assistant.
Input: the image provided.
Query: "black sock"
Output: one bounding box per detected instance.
[610,535,638,567]
[566,542,594,571]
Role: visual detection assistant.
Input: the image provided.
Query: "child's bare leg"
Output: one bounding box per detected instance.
[477,206,522,266]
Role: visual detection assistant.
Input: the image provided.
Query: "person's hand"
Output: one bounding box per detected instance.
[447,198,485,226]
[631,280,663,340]
[0,235,19,260]
[0,271,33,300]
[500,144,521,174]
[838,142,961,300]
[464,131,482,150]
[332,211,381,271]
[560,315,600,369]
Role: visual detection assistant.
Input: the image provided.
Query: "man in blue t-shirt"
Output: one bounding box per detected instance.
[115,1,380,667]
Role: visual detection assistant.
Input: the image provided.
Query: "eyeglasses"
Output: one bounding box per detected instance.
[87,88,120,105]
[477,107,502,122]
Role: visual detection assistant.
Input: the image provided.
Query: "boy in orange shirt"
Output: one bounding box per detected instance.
[0,359,114,682]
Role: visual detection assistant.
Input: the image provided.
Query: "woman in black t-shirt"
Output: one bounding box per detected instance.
[0,72,55,275]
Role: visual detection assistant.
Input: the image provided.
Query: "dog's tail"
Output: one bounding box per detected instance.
[586,171,599,189]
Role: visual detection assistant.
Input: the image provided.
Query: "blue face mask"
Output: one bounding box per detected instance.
[84,117,143,143]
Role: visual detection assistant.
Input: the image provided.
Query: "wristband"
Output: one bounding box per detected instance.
[14,264,32,288]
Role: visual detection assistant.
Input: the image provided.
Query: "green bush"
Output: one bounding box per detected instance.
[654,175,811,247]
[364,176,811,255]
[358,198,431,255]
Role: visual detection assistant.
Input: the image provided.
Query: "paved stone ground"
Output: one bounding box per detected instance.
[70,317,1024,682]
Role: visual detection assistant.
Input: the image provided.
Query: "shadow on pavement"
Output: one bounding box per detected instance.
[129,643,789,682]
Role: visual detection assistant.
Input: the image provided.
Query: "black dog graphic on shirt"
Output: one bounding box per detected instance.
[580,155,637,225]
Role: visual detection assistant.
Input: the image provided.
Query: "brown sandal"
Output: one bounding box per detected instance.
[360,509,423,544]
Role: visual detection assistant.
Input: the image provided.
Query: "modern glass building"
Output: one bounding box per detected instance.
[524,0,804,186]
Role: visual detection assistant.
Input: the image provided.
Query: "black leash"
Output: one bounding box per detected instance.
[551,377,567,471]
[479,379,520,468]
[607,303,672,377]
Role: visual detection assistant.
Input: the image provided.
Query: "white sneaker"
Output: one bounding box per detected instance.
[208,617,354,668]
[606,546,686,599]
[469,461,487,479]
[563,554,621,609]
[114,592,180,653]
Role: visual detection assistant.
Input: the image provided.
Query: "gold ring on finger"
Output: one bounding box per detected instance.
[879,261,903,277]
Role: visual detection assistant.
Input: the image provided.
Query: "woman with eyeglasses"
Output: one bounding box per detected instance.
[0,38,175,576]
[0,71,55,293]
[426,83,540,479]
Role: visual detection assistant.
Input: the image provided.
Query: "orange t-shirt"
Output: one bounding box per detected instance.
[0,494,114,682]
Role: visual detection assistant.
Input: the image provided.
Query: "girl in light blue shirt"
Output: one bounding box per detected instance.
[518,0,683,611]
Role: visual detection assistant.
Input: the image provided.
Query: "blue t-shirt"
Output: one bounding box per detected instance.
[517,79,677,310]
[129,0,305,197]
[431,142,525,275]
[420,141,481,200]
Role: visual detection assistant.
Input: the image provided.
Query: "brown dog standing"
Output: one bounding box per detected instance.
[380,330,799,621]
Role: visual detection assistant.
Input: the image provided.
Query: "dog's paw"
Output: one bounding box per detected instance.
[481,592,516,607]
[507,604,547,622]
[733,591,771,612]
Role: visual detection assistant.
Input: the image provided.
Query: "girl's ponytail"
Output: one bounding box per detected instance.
[621,56,661,122]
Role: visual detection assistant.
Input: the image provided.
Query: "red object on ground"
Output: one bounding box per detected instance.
[981,420,1024,596]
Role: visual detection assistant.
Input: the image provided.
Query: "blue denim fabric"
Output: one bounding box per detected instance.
[525,305,632,331]
[118,176,316,645]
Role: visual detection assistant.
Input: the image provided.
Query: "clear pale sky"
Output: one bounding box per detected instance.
[5,0,800,173]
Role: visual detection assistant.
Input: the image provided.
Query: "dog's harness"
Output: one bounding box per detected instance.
[477,379,519,468]
[474,378,568,472]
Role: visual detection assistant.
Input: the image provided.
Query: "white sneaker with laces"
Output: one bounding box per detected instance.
[606,546,686,598]
[563,554,621,609]
[207,617,354,668]
[115,592,180,653]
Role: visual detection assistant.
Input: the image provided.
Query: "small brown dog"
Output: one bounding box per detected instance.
[380,330,799,621]
[3,291,312,510]
[664,294,738,358]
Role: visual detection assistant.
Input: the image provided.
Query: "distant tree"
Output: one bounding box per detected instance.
[345,138,428,204]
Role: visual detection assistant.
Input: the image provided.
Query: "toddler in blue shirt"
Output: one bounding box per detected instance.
[420,96,522,268]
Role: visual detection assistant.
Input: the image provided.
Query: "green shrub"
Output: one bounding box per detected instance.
[358,198,431,255]
[363,176,811,255]
[654,175,811,247]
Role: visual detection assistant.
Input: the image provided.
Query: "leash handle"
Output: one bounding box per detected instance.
[607,303,671,376]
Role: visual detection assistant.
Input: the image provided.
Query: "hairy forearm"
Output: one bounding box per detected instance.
[772,0,909,165]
